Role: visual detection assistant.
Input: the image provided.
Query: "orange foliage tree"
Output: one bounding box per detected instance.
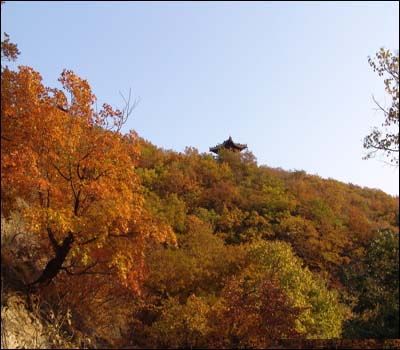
[1,64,174,290]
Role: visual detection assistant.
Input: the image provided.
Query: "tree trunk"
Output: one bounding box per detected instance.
[30,232,74,286]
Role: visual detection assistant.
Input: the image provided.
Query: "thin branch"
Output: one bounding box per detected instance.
[93,169,111,181]
[382,61,399,81]
[57,105,69,113]
[109,233,131,239]
[117,88,140,132]
[372,95,389,116]
[10,232,24,244]
[78,236,99,246]
[71,271,112,276]
[73,189,81,216]
[47,189,51,209]
[52,164,71,181]
[67,160,79,203]
[61,259,112,276]
[368,143,399,153]
[76,164,84,180]
[61,259,99,275]
[1,135,12,142]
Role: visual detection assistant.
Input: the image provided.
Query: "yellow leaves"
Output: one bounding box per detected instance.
[107,250,145,294]
[81,251,91,266]
[148,295,211,348]
[22,207,43,235]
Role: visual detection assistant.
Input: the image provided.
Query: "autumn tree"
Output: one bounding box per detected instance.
[209,272,301,349]
[144,215,244,300]
[364,48,399,165]
[1,64,174,291]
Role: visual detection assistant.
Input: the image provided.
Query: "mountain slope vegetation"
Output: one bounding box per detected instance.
[1,10,399,347]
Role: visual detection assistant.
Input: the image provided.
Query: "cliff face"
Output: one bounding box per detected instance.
[1,290,95,349]
[1,292,49,349]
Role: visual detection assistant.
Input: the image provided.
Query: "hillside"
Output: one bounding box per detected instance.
[2,133,398,348]
[1,19,399,346]
[136,138,398,287]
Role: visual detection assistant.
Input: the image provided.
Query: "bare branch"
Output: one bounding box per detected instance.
[116,88,140,132]
[372,95,389,116]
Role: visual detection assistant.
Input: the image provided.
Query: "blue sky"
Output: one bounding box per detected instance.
[2,1,399,195]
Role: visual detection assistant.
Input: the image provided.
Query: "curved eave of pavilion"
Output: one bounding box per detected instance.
[209,144,248,154]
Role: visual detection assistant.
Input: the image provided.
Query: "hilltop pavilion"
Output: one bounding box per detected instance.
[209,136,247,155]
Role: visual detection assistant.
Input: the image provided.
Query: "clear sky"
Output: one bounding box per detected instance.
[2,1,399,195]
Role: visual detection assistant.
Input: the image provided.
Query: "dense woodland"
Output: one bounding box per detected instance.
[1,3,399,349]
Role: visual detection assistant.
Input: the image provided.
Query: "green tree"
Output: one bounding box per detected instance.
[246,240,347,338]
[343,229,399,338]
[148,295,211,349]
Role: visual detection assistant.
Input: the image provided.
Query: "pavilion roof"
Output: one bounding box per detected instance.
[210,136,247,154]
